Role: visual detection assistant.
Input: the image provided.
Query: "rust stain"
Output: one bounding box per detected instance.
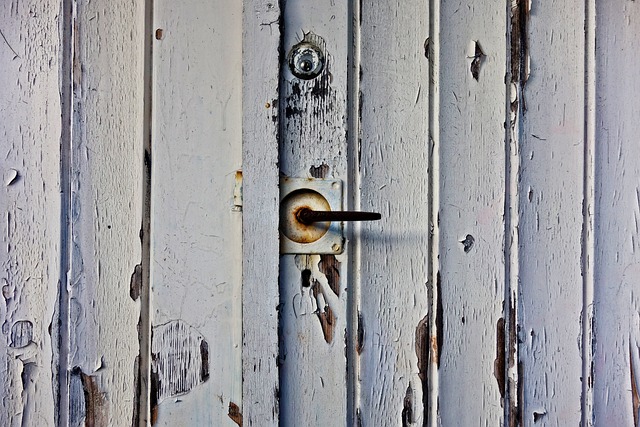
[319,254,341,296]
[470,41,485,81]
[510,0,530,111]
[494,317,506,402]
[630,343,639,427]
[415,314,429,424]
[356,311,364,355]
[312,281,335,343]
[402,383,414,426]
[129,263,142,300]
[228,402,243,426]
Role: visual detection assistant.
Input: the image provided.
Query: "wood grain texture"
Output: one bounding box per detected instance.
[593,1,640,425]
[357,1,430,425]
[150,0,243,425]
[0,1,61,425]
[242,2,281,426]
[515,1,585,424]
[66,0,145,424]
[436,2,507,425]
[277,2,350,424]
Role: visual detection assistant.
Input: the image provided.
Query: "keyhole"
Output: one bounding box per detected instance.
[289,42,325,80]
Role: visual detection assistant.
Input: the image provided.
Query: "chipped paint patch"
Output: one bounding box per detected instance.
[630,342,639,426]
[10,320,33,348]
[69,367,109,427]
[151,320,210,405]
[228,401,242,426]
[319,255,341,296]
[129,264,142,301]
[469,41,485,81]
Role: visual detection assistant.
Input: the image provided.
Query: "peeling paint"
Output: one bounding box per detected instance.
[470,41,485,81]
[630,343,639,427]
[311,281,336,343]
[10,320,33,348]
[460,234,475,253]
[228,401,242,426]
[401,383,414,426]
[435,272,443,367]
[151,320,210,405]
[69,367,109,427]
[356,311,364,355]
[495,317,506,402]
[510,0,530,111]
[415,314,429,424]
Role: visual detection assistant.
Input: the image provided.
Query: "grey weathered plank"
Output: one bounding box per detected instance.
[277,1,350,424]
[0,1,62,425]
[357,1,430,425]
[242,2,281,426]
[436,1,508,425]
[66,0,145,424]
[593,1,640,425]
[150,0,244,425]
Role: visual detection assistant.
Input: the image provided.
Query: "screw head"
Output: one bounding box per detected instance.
[289,42,325,80]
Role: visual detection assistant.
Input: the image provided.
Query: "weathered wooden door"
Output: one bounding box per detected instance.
[3,0,640,426]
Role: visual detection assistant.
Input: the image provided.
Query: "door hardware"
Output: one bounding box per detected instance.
[280,178,380,254]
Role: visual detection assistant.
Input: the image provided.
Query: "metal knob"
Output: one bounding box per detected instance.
[296,208,381,225]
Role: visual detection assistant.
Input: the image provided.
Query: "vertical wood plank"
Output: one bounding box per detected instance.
[277,2,350,424]
[593,1,640,425]
[150,0,243,425]
[515,1,585,424]
[0,1,61,425]
[357,1,430,425]
[242,2,281,426]
[435,1,507,425]
[67,0,145,424]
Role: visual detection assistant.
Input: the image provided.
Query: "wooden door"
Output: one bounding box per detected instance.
[3,0,640,426]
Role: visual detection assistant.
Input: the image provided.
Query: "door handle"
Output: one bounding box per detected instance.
[296,208,381,225]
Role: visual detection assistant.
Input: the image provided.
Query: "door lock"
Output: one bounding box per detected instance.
[280,178,380,254]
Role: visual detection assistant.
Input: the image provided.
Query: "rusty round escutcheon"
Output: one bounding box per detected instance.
[280,189,331,244]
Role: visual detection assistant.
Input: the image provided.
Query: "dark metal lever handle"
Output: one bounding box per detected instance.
[296,208,381,225]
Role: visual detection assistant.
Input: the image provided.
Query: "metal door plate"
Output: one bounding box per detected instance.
[280,177,343,254]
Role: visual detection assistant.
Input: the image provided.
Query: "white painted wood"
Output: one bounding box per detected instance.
[66,0,145,425]
[435,2,507,425]
[593,1,640,425]
[0,2,61,425]
[357,1,430,425]
[515,2,586,424]
[150,0,243,425]
[277,2,350,425]
[241,2,281,426]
